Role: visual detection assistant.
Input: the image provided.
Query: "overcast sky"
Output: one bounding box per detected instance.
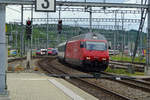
[5,0,146,31]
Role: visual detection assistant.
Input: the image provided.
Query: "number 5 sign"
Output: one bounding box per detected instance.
[35,0,56,12]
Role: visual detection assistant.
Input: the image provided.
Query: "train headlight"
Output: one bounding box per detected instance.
[93,36,98,39]
[86,56,91,60]
[102,58,106,60]
[92,34,98,39]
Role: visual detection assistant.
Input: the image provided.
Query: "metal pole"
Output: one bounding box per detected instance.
[89,7,92,32]
[57,6,61,45]
[31,5,33,57]
[57,6,61,46]
[16,31,18,51]
[10,24,12,47]
[146,0,150,75]
[141,0,143,51]
[20,5,23,57]
[46,12,49,50]
[0,4,6,94]
[114,11,117,55]
[59,6,61,19]
[36,37,37,49]
[38,37,40,49]
[27,5,33,69]
[122,12,124,55]
[24,30,25,55]
[75,21,77,35]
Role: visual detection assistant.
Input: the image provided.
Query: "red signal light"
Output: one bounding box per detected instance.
[58,20,62,33]
[27,20,31,26]
[58,20,62,24]
[26,20,32,39]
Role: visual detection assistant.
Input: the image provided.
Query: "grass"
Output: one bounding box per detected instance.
[110,55,145,63]
[105,66,144,76]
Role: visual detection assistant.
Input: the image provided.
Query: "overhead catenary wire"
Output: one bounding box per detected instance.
[6,6,21,13]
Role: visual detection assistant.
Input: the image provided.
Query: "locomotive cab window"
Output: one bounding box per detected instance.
[80,41,85,48]
[86,41,107,51]
[58,45,65,51]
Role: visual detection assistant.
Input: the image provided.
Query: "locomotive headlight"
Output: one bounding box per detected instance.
[86,56,91,60]
[93,36,98,39]
[102,58,106,60]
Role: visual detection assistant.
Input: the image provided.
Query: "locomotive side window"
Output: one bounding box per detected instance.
[86,41,107,51]
[58,45,65,51]
[80,41,85,48]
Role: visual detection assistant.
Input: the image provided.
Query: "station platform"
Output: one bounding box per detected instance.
[7,72,98,100]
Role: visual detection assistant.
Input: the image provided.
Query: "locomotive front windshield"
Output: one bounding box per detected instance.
[86,41,107,51]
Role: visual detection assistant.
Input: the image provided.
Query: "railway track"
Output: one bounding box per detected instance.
[38,58,150,100]
[38,58,131,100]
[142,78,150,82]
[101,72,150,93]
[109,60,145,72]
[8,56,54,63]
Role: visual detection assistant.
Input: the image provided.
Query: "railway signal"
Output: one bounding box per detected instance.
[26,20,32,39]
[58,20,62,34]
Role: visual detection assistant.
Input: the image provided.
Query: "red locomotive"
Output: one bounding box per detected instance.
[57,33,109,71]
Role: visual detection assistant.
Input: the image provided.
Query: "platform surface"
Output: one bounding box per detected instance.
[7,72,98,100]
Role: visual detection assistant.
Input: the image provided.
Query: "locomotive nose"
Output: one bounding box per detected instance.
[102,58,106,60]
[93,56,107,61]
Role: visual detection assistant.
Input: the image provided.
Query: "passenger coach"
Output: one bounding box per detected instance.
[57,33,109,71]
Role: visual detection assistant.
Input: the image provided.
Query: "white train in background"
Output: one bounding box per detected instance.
[109,50,119,55]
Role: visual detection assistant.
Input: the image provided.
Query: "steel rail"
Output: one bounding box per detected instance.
[109,61,144,72]
[101,72,150,93]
